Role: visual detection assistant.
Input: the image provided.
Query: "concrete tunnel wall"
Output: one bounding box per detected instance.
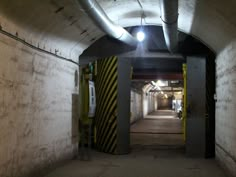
[0,34,79,177]
[0,0,236,176]
[143,92,158,117]
[215,43,236,177]
[158,97,172,110]
[130,89,143,124]
[130,89,158,124]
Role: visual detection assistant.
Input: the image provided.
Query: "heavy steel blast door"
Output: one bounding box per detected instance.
[186,56,212,157]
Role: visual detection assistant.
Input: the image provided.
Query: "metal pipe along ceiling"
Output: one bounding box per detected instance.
[76,0,138,47]
[160,0,179,53]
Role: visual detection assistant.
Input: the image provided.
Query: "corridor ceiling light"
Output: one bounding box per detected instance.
[164,94,168,98]
[161,91,164,94]
[157,80,167,87]
[151,81,161,91]
[136,31,145,42]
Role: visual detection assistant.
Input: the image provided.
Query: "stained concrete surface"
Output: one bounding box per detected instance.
[130,110,183,146]
[44,110,228,177]
[131,110,182,133]
[216,43,236,177]
[44,148,227,177]
[0,35,78,177]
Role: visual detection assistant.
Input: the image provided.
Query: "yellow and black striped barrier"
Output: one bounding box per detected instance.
[95,56,118,154]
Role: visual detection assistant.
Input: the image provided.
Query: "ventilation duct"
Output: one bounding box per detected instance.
[160,0,179,53]
[76,0,138,47]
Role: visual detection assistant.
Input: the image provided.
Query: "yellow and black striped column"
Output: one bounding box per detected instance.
[95,56,118,154]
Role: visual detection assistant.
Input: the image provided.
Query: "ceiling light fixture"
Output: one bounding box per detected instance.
[136,11,145,42]
[137,31,145,42]
[151,81,161,90]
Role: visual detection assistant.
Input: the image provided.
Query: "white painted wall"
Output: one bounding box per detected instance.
[215,41,236,177]
[143,92,158,117]
[130,90,142,124]
[130,90,158,123]
[0,34,78,177]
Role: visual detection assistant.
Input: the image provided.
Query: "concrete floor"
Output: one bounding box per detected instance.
[44,110,228,177]
[131,110,183,146]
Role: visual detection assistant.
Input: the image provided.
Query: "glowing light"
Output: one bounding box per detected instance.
[136,31,145,42]
[157,80,167,87]
[151,81,161,90]
[164,94,168,98]
[151,81,156,85]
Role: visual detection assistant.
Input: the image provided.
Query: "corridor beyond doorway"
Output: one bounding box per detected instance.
[131,110,184,148]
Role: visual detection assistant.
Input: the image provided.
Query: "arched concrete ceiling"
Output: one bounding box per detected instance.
[1,0,236,61]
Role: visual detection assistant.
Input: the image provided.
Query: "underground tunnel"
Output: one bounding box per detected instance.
[0,0,236,177]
